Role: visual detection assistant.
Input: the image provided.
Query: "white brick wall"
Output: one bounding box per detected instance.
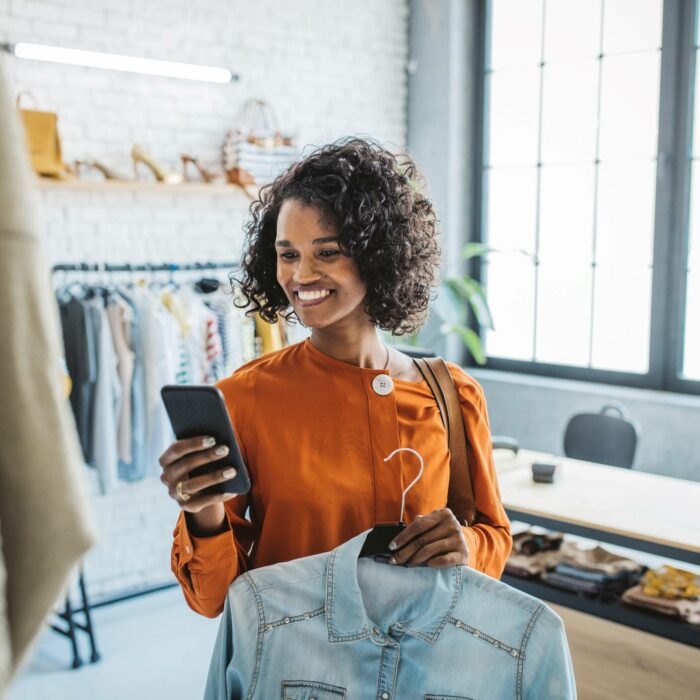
[1,0,409,601]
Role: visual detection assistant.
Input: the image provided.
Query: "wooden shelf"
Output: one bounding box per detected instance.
[34,177,257,199]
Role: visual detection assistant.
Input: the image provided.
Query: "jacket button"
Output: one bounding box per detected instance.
[372,374,394,396]
[381,693,390,699]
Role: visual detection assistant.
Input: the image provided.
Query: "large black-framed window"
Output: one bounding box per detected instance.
[474,0,700,395]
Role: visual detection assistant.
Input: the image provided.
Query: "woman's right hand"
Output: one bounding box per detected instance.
[159,436,238,534]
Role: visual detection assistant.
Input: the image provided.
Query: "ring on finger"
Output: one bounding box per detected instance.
[176,480,191,502]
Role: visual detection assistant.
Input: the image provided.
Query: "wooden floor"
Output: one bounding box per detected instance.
[551,604,700,700]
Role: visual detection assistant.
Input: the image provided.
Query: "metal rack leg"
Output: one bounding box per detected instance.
[78,569,101,663]
[63,593,83,669]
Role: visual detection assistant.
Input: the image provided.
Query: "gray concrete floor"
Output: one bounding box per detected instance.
[7,586,220,700]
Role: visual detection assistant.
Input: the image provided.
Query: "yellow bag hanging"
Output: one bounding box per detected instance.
[16,91,70,178]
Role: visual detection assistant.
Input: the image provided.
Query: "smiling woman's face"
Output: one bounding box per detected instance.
[275,198,368,330]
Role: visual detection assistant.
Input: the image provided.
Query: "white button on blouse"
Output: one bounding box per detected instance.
[372,374,394,396]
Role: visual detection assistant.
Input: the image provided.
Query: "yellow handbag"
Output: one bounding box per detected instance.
[16,92,70,178]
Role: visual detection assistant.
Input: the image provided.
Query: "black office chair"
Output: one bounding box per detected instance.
[563,401,640,469]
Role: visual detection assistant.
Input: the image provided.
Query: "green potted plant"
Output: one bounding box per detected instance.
[432,242,494,365]
[432,243,535,364]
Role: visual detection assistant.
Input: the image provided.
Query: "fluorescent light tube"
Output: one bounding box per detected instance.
[2,42,236,84]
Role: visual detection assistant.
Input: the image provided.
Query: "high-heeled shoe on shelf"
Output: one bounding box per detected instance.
[180,154,226,184]
[131,144,182,184]
[74,159,132,181]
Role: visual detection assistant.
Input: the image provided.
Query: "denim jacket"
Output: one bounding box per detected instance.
[204,529,576,700]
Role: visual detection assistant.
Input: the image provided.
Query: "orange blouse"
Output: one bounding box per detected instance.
[171,339,512,617]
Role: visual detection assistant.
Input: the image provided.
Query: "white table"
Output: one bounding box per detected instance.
[493,448,700,646]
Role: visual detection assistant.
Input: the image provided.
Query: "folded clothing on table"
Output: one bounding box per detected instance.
[640,565,700,600]
[512,530,564,556]
[505,538,574,578]
[622,585,700,625]
[541,545,644,596]
[557,545,643,577]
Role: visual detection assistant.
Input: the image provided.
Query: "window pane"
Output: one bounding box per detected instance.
[543,0,602,62]
[591,264,652,372]
[686,161,700,272]
[540,60,599,164]
[598,52,661,161]
[539,164,595,264]
[487,69,541,166]
[536,263,592,366]
[688,161,700,270]
[693,55,700,157]
[682,271,700,380]
[596,162,656,267]
[484,255,535,360]
[602,0,662,55]
[685,162,700,380]
[486,167,538,254]
[490,0,543,70]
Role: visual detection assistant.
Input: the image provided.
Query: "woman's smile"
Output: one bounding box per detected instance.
[295,288,335,307]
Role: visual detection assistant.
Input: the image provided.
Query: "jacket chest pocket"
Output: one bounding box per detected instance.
[282,680,347,700]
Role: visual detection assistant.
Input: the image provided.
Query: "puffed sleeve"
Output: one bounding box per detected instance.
[170,375,256,618]
[447,362,512,578]
[171,493,255,618]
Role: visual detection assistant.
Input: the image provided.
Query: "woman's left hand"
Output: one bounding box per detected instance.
[387,508,470,567]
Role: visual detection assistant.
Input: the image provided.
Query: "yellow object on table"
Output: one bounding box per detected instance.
[641,565,700,600]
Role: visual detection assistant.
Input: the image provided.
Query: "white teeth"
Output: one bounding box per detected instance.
[298,289,331,301]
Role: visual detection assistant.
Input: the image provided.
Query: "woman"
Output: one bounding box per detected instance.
[159,138,512,618]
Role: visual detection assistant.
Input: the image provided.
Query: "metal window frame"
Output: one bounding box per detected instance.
[471,0,700,396]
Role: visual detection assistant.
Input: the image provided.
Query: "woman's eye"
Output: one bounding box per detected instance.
[279,252,297,260]
[319,250,340,258]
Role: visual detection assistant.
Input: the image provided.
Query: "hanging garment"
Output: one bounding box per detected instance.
[205,290,242,375]
[57,294,98,462]
[88,295,121,494]
[107,295,135,466]
[0,57,96,694]
[132,285,179,475]
[204,529,575,700]
[171,338,512,618]
[203,307,224,383]
[115,288,148,482]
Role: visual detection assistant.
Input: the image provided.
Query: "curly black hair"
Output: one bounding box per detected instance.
[233,137,441,335]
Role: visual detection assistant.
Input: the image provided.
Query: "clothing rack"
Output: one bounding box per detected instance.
[51,261,240,273]
[51,259,240,668]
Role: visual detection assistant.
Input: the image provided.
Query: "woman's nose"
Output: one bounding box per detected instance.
[293,258,321,283]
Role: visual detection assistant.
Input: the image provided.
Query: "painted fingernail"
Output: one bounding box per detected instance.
[388,541,397,551]
[223,467,237,478]
[389,557,397,565]
[224,493,236,500]
[215,445,229,457]
[202,437,216,448]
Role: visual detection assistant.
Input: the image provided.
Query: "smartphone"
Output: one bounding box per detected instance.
[160,384,251,495]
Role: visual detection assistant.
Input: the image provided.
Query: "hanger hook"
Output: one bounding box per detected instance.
[383,447,424,523]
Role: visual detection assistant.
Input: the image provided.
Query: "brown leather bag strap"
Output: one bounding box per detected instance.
[413,357,477,526]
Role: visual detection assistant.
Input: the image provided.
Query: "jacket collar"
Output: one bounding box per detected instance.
[325,529,463,646]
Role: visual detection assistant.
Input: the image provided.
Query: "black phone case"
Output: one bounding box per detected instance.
[160,384,251,495]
